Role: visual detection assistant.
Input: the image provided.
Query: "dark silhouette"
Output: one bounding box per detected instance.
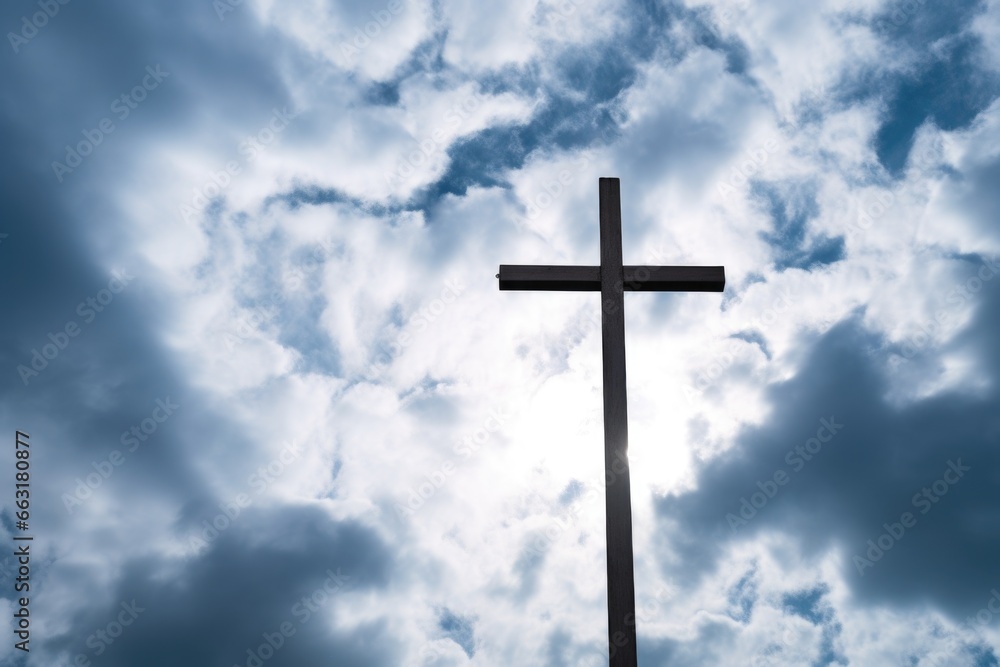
[498,177,725,666]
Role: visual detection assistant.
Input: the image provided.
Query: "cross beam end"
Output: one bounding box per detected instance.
[498,265,600,291]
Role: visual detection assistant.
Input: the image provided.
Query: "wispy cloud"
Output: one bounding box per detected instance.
[1,0,999,665]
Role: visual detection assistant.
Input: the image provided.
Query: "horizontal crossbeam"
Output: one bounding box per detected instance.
[497,264,725,292]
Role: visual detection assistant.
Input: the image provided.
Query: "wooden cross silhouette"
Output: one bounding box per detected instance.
[497,177,725,666]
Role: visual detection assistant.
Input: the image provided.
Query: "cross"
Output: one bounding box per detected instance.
[497,177,725,667]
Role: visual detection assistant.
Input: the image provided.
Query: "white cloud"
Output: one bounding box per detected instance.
[11,1,1000,665]
[256,0,434,80]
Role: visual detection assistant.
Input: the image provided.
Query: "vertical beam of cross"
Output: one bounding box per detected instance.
[598,178,639,666]
[497,177,725,667]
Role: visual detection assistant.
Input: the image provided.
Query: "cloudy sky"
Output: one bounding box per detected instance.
[2,0,1000,665]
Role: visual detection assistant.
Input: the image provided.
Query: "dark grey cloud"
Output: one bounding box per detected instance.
[47,506,396,667]
[1,1,295,179]
[0,3,375,665]
[654,265,1000,622]
[2,0,1000,663]
[0,0,297,400]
